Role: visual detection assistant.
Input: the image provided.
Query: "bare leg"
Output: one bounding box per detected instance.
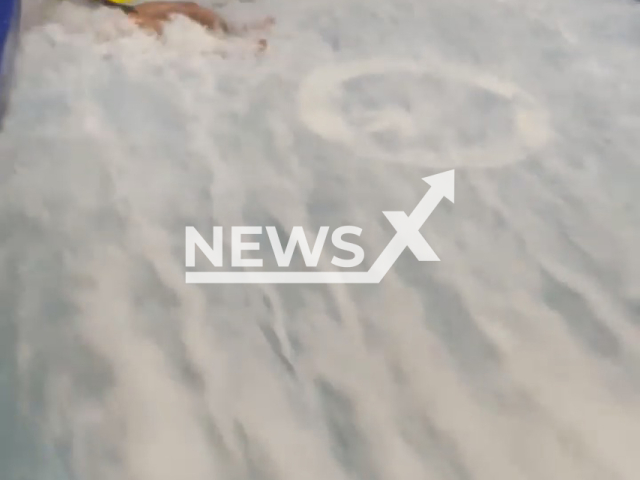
[129,1,229,34]
[123,1,274,52]
[128,14,165,34]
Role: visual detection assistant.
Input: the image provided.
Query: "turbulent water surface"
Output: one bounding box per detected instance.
[1,0,640,479]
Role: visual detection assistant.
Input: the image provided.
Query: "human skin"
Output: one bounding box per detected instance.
[111,0,274,51]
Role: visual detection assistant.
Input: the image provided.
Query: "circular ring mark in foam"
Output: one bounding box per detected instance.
[297,57,552,169]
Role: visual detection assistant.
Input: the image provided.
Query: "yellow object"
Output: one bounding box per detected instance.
[108,0,134,3]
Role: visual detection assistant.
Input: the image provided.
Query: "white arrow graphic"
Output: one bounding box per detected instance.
[186,170,454,284]
[367,169,454,281]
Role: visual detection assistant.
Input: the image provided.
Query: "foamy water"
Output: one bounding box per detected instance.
[1,0,640,479]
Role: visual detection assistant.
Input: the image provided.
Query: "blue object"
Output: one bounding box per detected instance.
[0,0,20,125]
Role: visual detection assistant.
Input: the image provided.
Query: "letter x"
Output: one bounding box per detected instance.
[383,211,439,261]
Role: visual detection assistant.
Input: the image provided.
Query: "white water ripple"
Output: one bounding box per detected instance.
[1,0,639,479]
